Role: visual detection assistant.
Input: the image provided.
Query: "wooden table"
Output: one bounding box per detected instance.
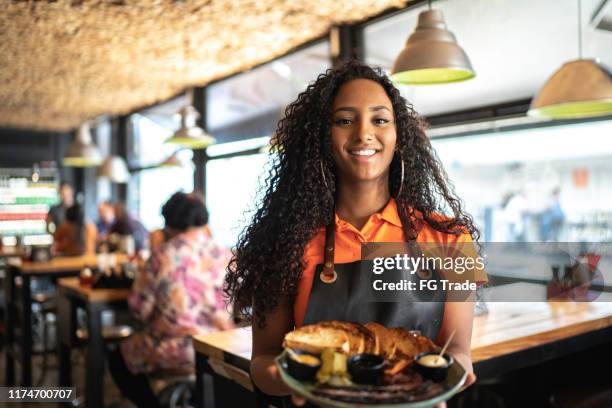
[192,283,612,407]
[3,254,125,386]
[193,327,262,408]
[472,291,612,377]
[57,277,130,408]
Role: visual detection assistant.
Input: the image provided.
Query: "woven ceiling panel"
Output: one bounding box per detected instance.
[0,0,409,131]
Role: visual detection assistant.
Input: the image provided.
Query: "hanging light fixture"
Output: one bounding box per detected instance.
[62,122,103,167]
[98,155,130,183]
[165,102,216,149]
[528,0,612,119]
[391,4,475,85]
[156,152,184,168]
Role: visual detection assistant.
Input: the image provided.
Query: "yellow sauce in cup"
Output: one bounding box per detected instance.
[417,354,447,367]
[292,353,321,366]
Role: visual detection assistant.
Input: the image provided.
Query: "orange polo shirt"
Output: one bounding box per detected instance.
[293,198,482,327]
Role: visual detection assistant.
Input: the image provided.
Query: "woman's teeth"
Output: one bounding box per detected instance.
[350,149,377,156]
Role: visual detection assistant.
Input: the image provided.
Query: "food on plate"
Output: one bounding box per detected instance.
[280,321,454,404]
[316,348,352,385]
[283,320,435,359]
[347,353,385,384]
[414,352,454,382]
[312,380,445,403]
[283,321,376,355]
[286,349,321,381]
[291,352,321,366]
[416,354,447,368]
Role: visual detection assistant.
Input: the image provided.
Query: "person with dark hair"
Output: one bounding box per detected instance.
[95,200,115,242]
[53,203,97,255]
[150,191,213,253]
[46,181,74,233]
[108,192,232,407]
[110,202,149,252]
[223,61,484,401]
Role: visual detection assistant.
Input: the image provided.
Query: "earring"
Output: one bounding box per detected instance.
[397,156,405,197]
[320,160,329,190]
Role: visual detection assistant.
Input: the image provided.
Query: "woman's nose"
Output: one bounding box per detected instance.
[356,120,374,142]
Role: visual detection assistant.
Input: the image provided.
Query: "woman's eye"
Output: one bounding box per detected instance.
[335,118,353,125]
[374,118,390,125]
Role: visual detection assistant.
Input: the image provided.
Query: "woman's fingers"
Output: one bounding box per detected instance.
[267,365,306,406]
[460,371,476,392]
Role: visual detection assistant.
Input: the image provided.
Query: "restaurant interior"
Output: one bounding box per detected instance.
[1,0,612,407]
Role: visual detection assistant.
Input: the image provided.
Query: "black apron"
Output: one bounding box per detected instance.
[302,223,445,340]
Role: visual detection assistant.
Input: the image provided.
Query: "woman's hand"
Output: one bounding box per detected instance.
[433,349,476,408]
[448,349,476,390]
[267,364,306,406]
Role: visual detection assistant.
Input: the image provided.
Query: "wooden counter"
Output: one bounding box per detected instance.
[472,300,612,363]
[193,283,612,379]
[7,253,127,274]
[57,277,130,303]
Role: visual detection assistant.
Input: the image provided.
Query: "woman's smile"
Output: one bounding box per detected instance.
[346,146,382,161]
[331,78,397,184]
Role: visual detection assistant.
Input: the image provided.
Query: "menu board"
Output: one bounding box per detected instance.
[0,166,57,246]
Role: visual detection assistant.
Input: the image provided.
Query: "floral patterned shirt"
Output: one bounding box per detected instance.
[121,229,232,374]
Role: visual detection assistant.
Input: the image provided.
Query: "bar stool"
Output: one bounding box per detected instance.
[32,291,57,385]
[149,370,196,408]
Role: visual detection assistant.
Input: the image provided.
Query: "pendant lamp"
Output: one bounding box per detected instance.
[391,8,475,85]
[98,155,130,183]
[165,105,216,149]
[157,152,184,168]
[528,1,612,119]
[62,122,103,167]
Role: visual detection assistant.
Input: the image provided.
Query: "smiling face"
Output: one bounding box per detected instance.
[330,79,397,186]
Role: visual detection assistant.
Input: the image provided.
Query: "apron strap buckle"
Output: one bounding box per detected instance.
[320,269,337,284]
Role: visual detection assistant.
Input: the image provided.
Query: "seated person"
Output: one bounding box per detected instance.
[53,204,97,256]
[46,182,74,233]
[108,192,233,407]
[96,200,115,242]
[110,202,149,252]
[150,192,213,253]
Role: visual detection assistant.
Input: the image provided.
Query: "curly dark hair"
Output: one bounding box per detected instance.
[224,60,479,327]
[161,191,208,232]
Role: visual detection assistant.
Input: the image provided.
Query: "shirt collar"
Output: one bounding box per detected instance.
[334,198,403,230]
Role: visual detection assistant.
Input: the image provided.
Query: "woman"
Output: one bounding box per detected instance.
[53,203,97,256]
[149,192,183,253]
[224,61,483,401]
[149,191,213,253]
[108,192,233,407]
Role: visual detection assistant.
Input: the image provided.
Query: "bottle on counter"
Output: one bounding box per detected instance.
[79,266,93,287]
[547,265,562,300]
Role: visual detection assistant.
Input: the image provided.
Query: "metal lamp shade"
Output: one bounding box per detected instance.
[528,59,612,119]
[391,9,475,85]
[62,123,103,167]
[165,105,216,149]
[157,153,183,168]
[98,155,130,183]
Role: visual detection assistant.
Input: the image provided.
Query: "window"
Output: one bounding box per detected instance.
[206,40,331,143]
[431,119,612,242]
[203,40,331,246]
[131,114,194,231]
[206,151,272,248]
